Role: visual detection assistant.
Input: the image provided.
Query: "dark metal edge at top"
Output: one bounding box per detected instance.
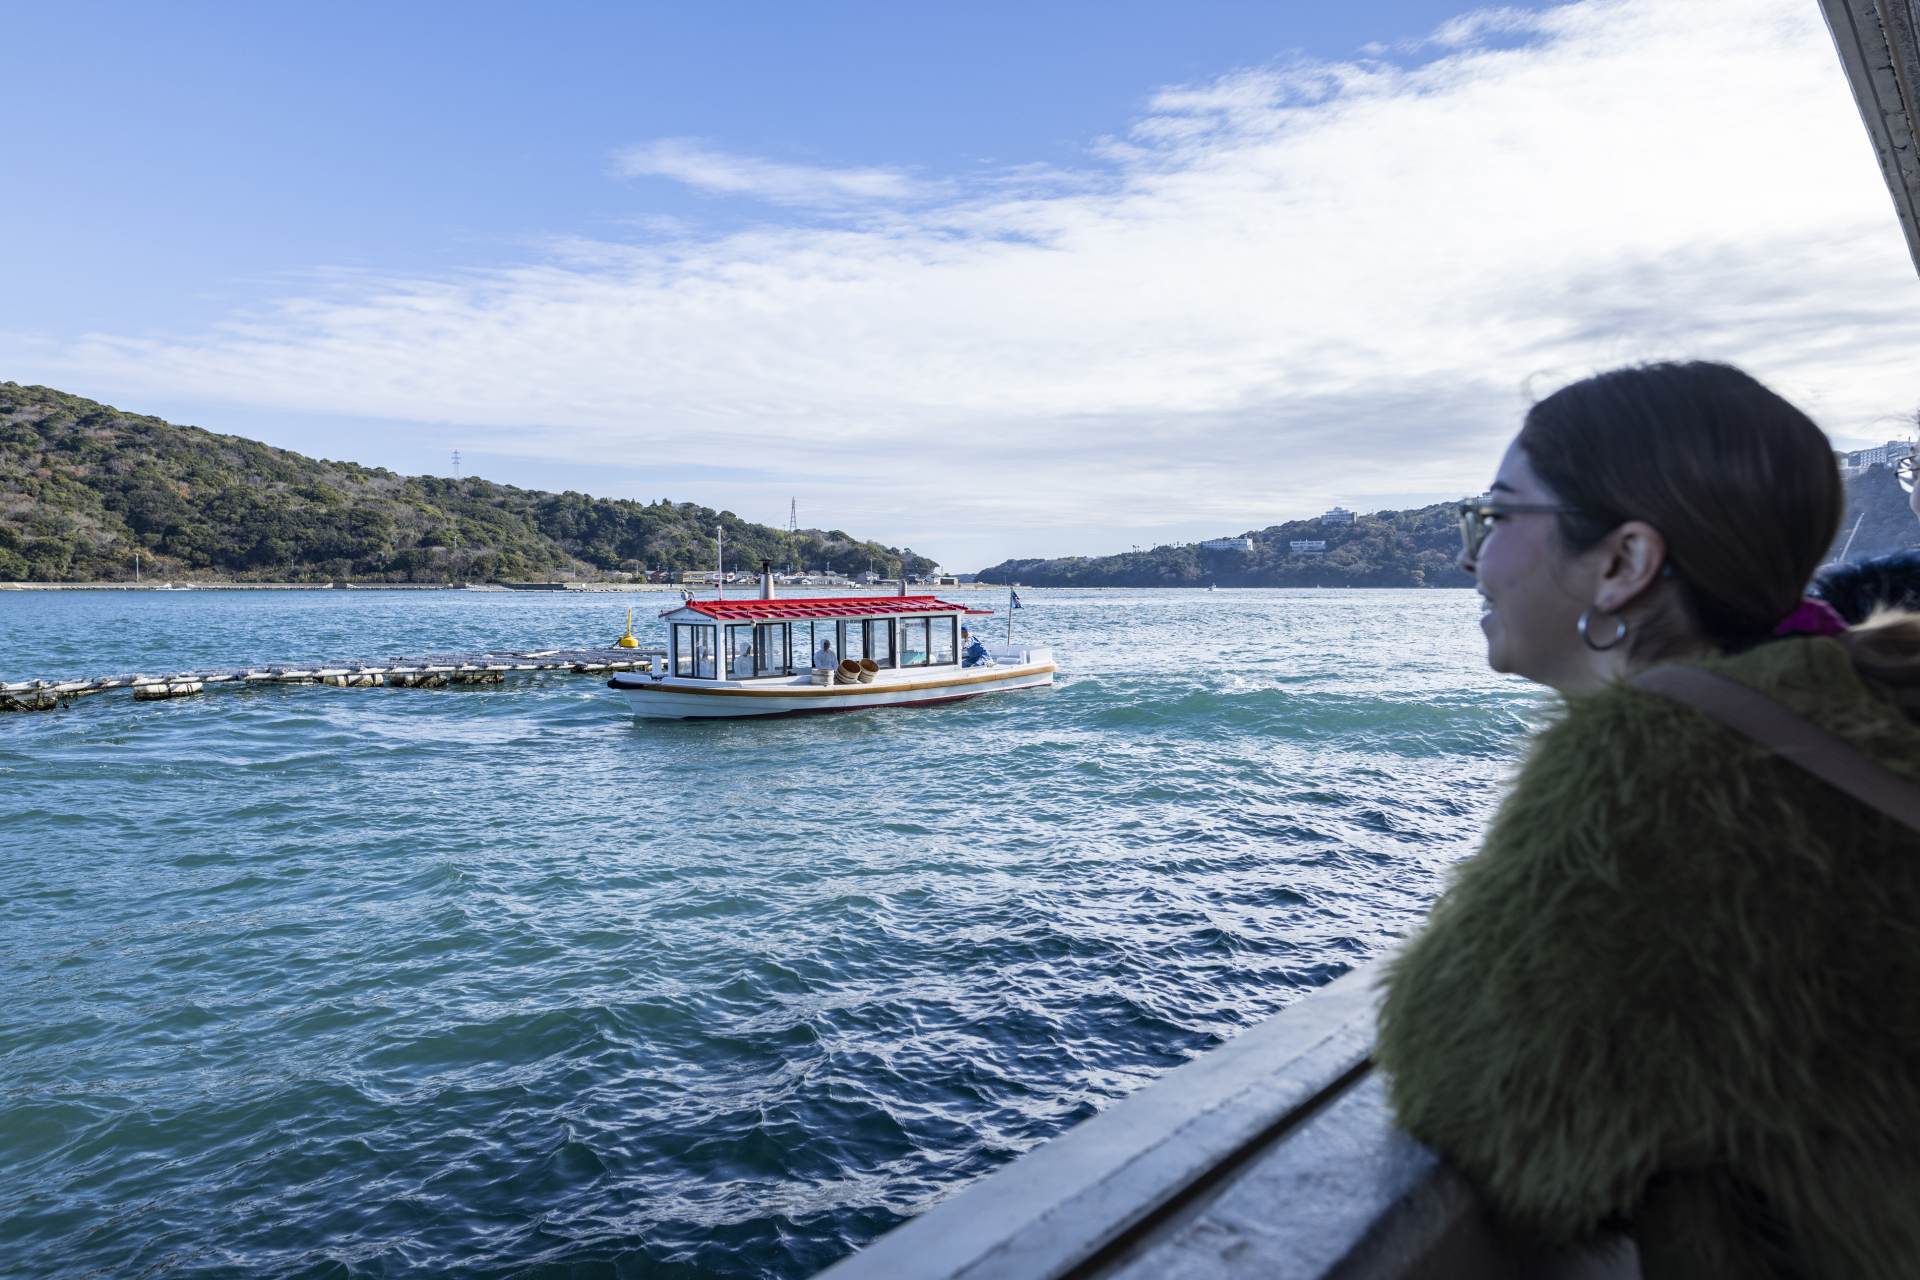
[1821,0,1920,277]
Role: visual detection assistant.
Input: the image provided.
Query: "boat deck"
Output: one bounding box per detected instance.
[610,649,1055,718]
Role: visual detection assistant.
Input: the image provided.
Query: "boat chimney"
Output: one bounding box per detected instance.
[760,559,776,600]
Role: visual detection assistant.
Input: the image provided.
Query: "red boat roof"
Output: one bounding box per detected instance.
[664,594,993,621]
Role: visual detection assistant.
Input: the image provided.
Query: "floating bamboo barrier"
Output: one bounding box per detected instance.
[0,646,665,713]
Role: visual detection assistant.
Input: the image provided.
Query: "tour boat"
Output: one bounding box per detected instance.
[608,588,1055,719]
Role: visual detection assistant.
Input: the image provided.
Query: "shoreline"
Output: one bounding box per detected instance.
[0,581,695,592]
[0,581,1473,593]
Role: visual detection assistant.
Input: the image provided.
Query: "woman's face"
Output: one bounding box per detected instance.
[1464,441,1603,691]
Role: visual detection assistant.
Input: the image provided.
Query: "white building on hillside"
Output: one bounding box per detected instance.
[1835,439,1913,476]
[1199,537,1254,552]
[1320,507,1356,525]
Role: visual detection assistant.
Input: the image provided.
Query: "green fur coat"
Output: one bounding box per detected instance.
[1375,637,1920,1279]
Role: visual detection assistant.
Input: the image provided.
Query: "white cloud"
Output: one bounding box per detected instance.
[23,0,1920,567]
[610,137,934,207]
[1427,7,1551,48]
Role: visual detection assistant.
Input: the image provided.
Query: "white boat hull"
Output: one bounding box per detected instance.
[610,653,1055,719]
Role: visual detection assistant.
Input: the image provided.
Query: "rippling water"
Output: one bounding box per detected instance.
[0,587,1541,1278]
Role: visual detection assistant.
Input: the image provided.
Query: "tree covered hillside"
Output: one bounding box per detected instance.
[1836,462,1919,564]
[980,503,1474,588]
[0,384,935,583]
[979,465,1918,589]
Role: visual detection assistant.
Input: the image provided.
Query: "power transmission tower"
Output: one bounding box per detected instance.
[787,497,799,574]
[452,450,462,480]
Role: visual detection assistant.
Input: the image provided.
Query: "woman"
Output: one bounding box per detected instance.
[1374,362,1920,1279]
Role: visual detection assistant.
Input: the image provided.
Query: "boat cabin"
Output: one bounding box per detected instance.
[657,595,993,681]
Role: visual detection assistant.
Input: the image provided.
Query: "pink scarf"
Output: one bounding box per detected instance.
[1773,598,1849,638]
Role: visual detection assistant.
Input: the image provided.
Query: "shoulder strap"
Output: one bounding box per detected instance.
[1632,665,1920,836]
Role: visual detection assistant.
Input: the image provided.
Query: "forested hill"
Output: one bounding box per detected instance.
[978,466,1919,588]
[0,383,935,583]
[979,503,1473,588]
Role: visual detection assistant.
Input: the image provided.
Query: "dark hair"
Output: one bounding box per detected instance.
[1517,361,1841,652]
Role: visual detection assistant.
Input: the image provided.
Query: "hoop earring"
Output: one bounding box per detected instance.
[1578,607,1628,652]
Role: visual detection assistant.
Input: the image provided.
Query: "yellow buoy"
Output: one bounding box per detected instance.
[615,607,640,648]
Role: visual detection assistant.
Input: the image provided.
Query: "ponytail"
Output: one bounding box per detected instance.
[1838,610,1920,720]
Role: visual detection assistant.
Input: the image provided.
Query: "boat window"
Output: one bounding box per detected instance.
[726,624,757,678]
[674,623,717,679]
[755,623,789,676]
[868,619,894,666]
[838,620,865,662]
[931,616,957,664]
[900,617,929,666]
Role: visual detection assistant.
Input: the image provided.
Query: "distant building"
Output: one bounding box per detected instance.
[1199,537,1254,552]
[1320,507,1356,525]
[1835,439,1913,476]
[1289,540,1328,555]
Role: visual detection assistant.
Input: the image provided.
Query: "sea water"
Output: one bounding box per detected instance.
[0,588,1541,1278]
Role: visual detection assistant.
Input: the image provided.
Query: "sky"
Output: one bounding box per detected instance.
[3,0,1917,571]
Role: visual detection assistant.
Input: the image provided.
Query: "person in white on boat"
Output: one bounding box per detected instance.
[813,639,836,669]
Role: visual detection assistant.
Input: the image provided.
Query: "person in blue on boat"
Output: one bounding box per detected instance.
[1374,362,1920,1280]
[960,626,990,667]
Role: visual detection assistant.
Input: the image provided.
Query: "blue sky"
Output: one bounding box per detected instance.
[7,1,1532,338]
[5,0,1917,569]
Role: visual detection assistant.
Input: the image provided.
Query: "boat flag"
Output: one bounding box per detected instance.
[1010,590,1023,609]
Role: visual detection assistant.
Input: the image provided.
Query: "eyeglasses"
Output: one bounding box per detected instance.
[1897,454,1916,495]
[1457,501,1579,562]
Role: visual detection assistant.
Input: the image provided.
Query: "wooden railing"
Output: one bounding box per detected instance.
[816,963,1635,1280]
